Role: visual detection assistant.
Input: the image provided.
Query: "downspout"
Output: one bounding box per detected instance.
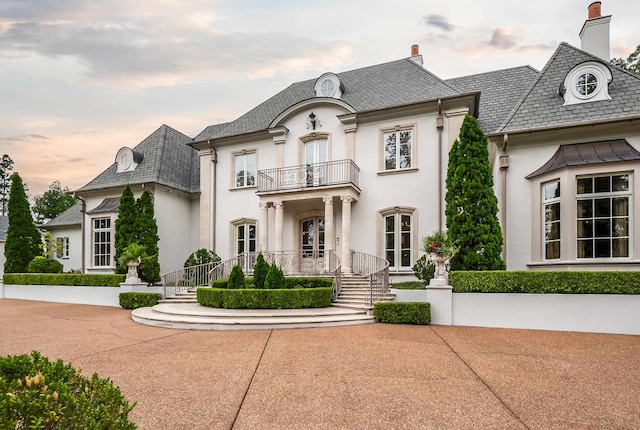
[436,99,444,231]
[208,141,217,252]
[499,134,509,265]
[73,194,87,274]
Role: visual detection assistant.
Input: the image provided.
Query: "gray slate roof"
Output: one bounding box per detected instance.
[0,215,7,241]
[42,202,83,228]
[498,43,640,133]
[445,66,540,133]
[194,58,462,141]
[77,124,199,193]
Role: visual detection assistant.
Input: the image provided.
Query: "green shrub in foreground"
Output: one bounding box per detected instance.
[212,277,332,289]
[197,287,332,309]
[373,302,431,325]
[391,281,426,290]
[119,292,161,309]
[27,256,63,274]
[0,351,136,429]
[227,265,245,289]
[450,271,640,294]
[3,273,126,287]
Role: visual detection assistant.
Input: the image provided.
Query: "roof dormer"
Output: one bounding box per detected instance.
[560,61,612,106]
[115,147,143,173]
[314,72,344,99]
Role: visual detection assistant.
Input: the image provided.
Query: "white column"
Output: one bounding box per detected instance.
[259,203,269,253]
[274,201,284,253]
[324,197,335,252]
[341,196,352,273]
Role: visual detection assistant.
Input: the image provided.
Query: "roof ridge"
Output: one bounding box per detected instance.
[446,65,539,82]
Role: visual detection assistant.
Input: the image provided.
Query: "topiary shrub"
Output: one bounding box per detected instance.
[227,265,245,289]
[119,292,162,309]
[26,256,63,274]
[264,264,285,289]
[184,249,221,268]
[253,253,269,289]
[0,351,136,429]
[373,302,431,325]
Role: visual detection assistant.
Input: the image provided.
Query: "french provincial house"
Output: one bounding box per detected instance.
[43,2,640,278]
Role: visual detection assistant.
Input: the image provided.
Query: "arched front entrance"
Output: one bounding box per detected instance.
[301,217,325,257]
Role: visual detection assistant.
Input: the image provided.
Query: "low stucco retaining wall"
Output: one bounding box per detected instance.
[391,288,640,335]
[1,283,163,307]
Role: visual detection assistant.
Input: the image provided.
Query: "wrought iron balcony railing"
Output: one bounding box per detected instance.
[257,159,360,193]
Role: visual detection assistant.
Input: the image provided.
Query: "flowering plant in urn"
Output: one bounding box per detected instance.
[421,230,456,281]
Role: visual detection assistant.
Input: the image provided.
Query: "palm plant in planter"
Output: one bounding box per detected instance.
[422,230,456,281]
[117,242,148,282]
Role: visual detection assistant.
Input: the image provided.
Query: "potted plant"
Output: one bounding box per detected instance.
[118,243,147,282]
[421,230,456,281]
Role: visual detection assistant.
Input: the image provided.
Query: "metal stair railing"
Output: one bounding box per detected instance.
[350,251,390,306]
[161,262,218,299]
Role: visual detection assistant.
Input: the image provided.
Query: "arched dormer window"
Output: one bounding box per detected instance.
[115,147,143,173]
[314,72,344,99]
[560,61,612,106]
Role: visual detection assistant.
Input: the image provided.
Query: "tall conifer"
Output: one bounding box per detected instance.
[445,114,506,271]
[114,185,137,274]
[135,190,160,282]
[4,173,40,273]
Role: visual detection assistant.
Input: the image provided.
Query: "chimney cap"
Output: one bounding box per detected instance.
[588,1,601,19]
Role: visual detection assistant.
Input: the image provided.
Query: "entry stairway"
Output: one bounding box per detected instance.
[131,275,394,330]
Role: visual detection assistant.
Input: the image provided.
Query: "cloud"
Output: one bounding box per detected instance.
[421,15,455,32]
[488,28,516,49]
[1,134,50,142]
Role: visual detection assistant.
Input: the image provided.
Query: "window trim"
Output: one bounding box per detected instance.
[231,150,257,189]
[230,218,257,256]
[57,237,70,259]
[378,124,418,174]
[91,216,113,268]
[542,180,561,261]
[378,206,417,272]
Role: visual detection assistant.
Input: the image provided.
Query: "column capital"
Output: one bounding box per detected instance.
[340,196,353,204]
[323,196,334,205]
[258,203,269,210]
[273,201,284,209]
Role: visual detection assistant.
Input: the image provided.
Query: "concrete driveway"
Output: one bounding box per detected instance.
[1,299,639,429]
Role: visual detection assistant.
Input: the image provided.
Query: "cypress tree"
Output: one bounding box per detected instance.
[253,253,268,289]
[114,185,137,274]
[4,173,41,273]
[445,114,506,271]
[135,190,160,282]
[228,265,245,289]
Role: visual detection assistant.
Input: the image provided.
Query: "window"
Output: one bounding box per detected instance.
[383,129,412,170]
[301,217,325,257]
[383,210,413,270]
[576,174,630,258]
[92,217,112,267]
[304,139,327,186]
[56,237,70,259]
[235,222,256,255]
[543,181,561,259]
[320,79,335,97]
[575,72,598,96]
[235,152,255,188]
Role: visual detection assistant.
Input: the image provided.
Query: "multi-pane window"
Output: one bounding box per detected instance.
[235,153,255,188]
[93,217,111,266]
[236,222,256,255]
[576,174,630,258]
[543,181,561,259]
[301,217,325,257]
[384,212,412,270]
[383,130,412,170]
[56,237,70,258]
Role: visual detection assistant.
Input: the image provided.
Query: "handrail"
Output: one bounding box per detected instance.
[351,250,390,306]
[257,159,360,193]
[160,261,218,299]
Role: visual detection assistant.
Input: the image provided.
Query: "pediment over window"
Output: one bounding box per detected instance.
[526,139,640,179]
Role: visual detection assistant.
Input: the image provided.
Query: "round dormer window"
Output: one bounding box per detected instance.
[575,72,598,97]
[320,79,335,97]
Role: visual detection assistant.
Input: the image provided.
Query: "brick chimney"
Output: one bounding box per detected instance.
[579,1,611,60]
[409,44,423,66]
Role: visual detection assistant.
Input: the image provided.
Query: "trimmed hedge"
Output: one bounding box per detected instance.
[27,256,63,274]
[391,281,426,290]
[197,287,332,309]
[373,302,431,325]
[3,273,126,287]
[119,292,162,309]
[0,351,136,429]
[211,277,332,290]
[450,271,640,294]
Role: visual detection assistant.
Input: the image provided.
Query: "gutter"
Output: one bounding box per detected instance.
[73,194,87,274]
[208,140,217,252]
[499,134,509,265]
[437,99,444,231]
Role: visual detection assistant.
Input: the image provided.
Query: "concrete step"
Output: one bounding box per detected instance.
[131,303,375,330]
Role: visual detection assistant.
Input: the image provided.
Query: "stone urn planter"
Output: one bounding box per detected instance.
[118,243,147,285]
[429,251,450,281]
[125,259,142,283]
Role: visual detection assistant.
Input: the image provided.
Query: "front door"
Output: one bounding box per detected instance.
[301,217,325,258]
[304,139,327,186]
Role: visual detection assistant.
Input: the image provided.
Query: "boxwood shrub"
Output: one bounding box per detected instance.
[27,256,63,274]
[119,292,162,309]
[3,273,126,287]
[211,277,332,290]
[197,287,332,309]
[450,271,640,294]
[0,351,136,429]
[373,302,431,325]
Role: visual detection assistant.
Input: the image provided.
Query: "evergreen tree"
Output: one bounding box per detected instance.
[0,154,14,216]
[4,173,41,273]
[32,180,77,223]
[611,44,640,75]
[228,264,245,289]
[114,185,137,274]
[253,253,268,289]
[135,190,160,282]
[264,263,285,289]
[445,114,506,271]
[183,249,220,268]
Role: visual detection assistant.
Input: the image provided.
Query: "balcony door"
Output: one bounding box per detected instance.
[304,139,327,186]
[301,217,325,258]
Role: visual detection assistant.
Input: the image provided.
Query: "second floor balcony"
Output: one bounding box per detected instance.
[257,159,360,194]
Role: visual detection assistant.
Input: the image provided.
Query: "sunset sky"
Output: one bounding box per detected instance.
[1,0,638,199]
